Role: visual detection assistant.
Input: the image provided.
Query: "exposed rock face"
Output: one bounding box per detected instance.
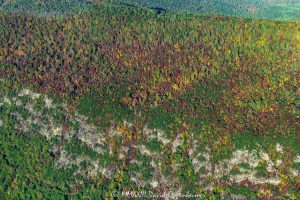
[1,88,299,192]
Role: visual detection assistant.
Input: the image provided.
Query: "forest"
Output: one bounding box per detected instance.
[0,0,299,199]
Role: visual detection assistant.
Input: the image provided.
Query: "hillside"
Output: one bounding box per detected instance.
[0,0,299,199]
[114,0,300,20]
[0,0,103,16]
[1,0,300,19]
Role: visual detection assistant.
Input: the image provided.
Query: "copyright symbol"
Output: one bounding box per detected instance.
[111,191,118,198]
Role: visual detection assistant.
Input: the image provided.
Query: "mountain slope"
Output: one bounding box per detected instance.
[113,0,300,20]
[1,87,299,199]
[0,0,107,16]
[0,0,299,199]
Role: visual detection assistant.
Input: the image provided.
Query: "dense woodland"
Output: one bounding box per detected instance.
[0,0,299,199]
[0,5,298,134]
